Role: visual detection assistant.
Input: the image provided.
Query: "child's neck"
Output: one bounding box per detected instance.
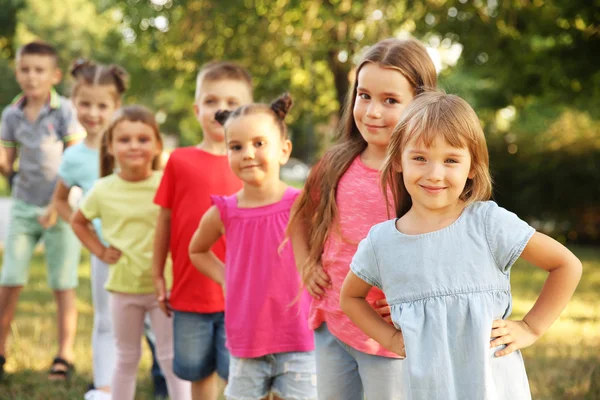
[197,140,226,156]
[360,144,388,170]
[237,179,288,208]
[83,133,102,149]
[399,201,466,235]
[22,95,47,123]
[118,166,153,182]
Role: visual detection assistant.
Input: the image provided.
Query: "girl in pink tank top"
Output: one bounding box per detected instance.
[189,93,316,400]
[288,38,438,400]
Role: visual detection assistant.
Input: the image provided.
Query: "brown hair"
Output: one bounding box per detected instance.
[215,92,293,139]
[381,90,493,217]
[70,58,128,100]
[287,37,437,275]
[195,61,253,100]
[16,41,59,65]
[100,105,164,177]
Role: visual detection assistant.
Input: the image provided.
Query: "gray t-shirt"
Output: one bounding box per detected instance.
[351,201,535,400]
[0,90,84,206]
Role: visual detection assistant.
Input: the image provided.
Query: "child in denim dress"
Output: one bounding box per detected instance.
[340,91,582,400]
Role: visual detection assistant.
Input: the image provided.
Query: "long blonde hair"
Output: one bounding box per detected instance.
[100,105,164,177]
[381,90,493,218]
[288,37,438,273]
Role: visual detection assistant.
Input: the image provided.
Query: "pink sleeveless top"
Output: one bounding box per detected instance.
[308,156,400,357]
[212,187,314,358]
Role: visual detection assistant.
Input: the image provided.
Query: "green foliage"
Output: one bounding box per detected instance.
[0,0,598,239]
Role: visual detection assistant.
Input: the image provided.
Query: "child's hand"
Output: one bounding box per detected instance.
[303,263,331,299]
[38,211,57,229]
[154,277,171,317]
[374,298,392,324]
[490,319,540,357]
[100,246,122,264]
[389,329,406,358]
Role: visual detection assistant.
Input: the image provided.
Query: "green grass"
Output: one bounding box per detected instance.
[0,247,599,399]
[0,252,155,399]
[511,246,600,399]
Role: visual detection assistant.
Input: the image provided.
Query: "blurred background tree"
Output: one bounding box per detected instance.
[0,0,598,242]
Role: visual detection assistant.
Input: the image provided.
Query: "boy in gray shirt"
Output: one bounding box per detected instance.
[0,41,85,381]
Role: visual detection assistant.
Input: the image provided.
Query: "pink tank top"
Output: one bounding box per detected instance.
[308,156,400,357]
[212,187,314,358]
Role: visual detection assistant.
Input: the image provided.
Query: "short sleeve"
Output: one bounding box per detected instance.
[58,150,75,188]
[485,202,535,272]
[0,108,17,147]
[79,184,101,221]
[210,195,228,225]
[350,234,382,289]
[60,100,86,143]
[154,154,175,208]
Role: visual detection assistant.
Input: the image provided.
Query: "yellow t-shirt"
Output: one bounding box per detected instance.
[79,171,172,294]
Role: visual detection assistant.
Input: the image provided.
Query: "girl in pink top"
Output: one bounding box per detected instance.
[189,93,315,400]
[288,38,438,400]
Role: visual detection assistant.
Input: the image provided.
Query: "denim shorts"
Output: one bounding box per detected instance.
[0,199,80,290]
[314,323,405,400]
[225,351,317,400]
[172,310,229,381]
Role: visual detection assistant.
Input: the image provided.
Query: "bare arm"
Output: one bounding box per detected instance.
[188,206,226,287]
[340,271,405,356]
[71,209,121,264]
[39,179,72,228]
[520,232,582,334]
[52,179,74,222]
[289,198,331,298]
[0,147,16,177]
[491,232,582,356]
[153,207,172,316]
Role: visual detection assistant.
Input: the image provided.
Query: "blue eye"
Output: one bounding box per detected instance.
[413,156,426,162]
[358,93,370,100]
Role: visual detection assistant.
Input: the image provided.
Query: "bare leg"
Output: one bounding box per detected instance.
[191,373,218,400]
[49,288,77,380]
[0,286,23,356]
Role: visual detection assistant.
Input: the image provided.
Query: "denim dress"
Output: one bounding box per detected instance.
[351,201,534,400]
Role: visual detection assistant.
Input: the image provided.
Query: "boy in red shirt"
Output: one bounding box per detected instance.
[152,61,253,400]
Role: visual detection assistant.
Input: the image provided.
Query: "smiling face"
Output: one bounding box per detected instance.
[73,84,120,137]
[15,54,61,102]
[195,79,253,144]
[353,63,415,152]
[400,135,474,214]
[225,112,291,186]
[108,120,161,175]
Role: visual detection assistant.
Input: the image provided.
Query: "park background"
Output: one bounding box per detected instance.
[0,0,598,398]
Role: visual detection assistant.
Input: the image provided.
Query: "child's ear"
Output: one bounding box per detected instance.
[51,68,62,86]
[468,167,476,180]
[279,139,292,165]
[392,158,402,173]
[107,141,114,156]
[193,103,200,118]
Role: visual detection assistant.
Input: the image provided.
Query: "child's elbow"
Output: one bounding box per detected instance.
[571,257,583,282]
[339,293,351,316]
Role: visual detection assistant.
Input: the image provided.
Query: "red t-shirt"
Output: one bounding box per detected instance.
[154,147,242,313]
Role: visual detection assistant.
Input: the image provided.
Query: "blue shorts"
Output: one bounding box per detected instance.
[172,310,229,381]
[314,323,405,400]
[0,199,80,290]
[225,351,317,400]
